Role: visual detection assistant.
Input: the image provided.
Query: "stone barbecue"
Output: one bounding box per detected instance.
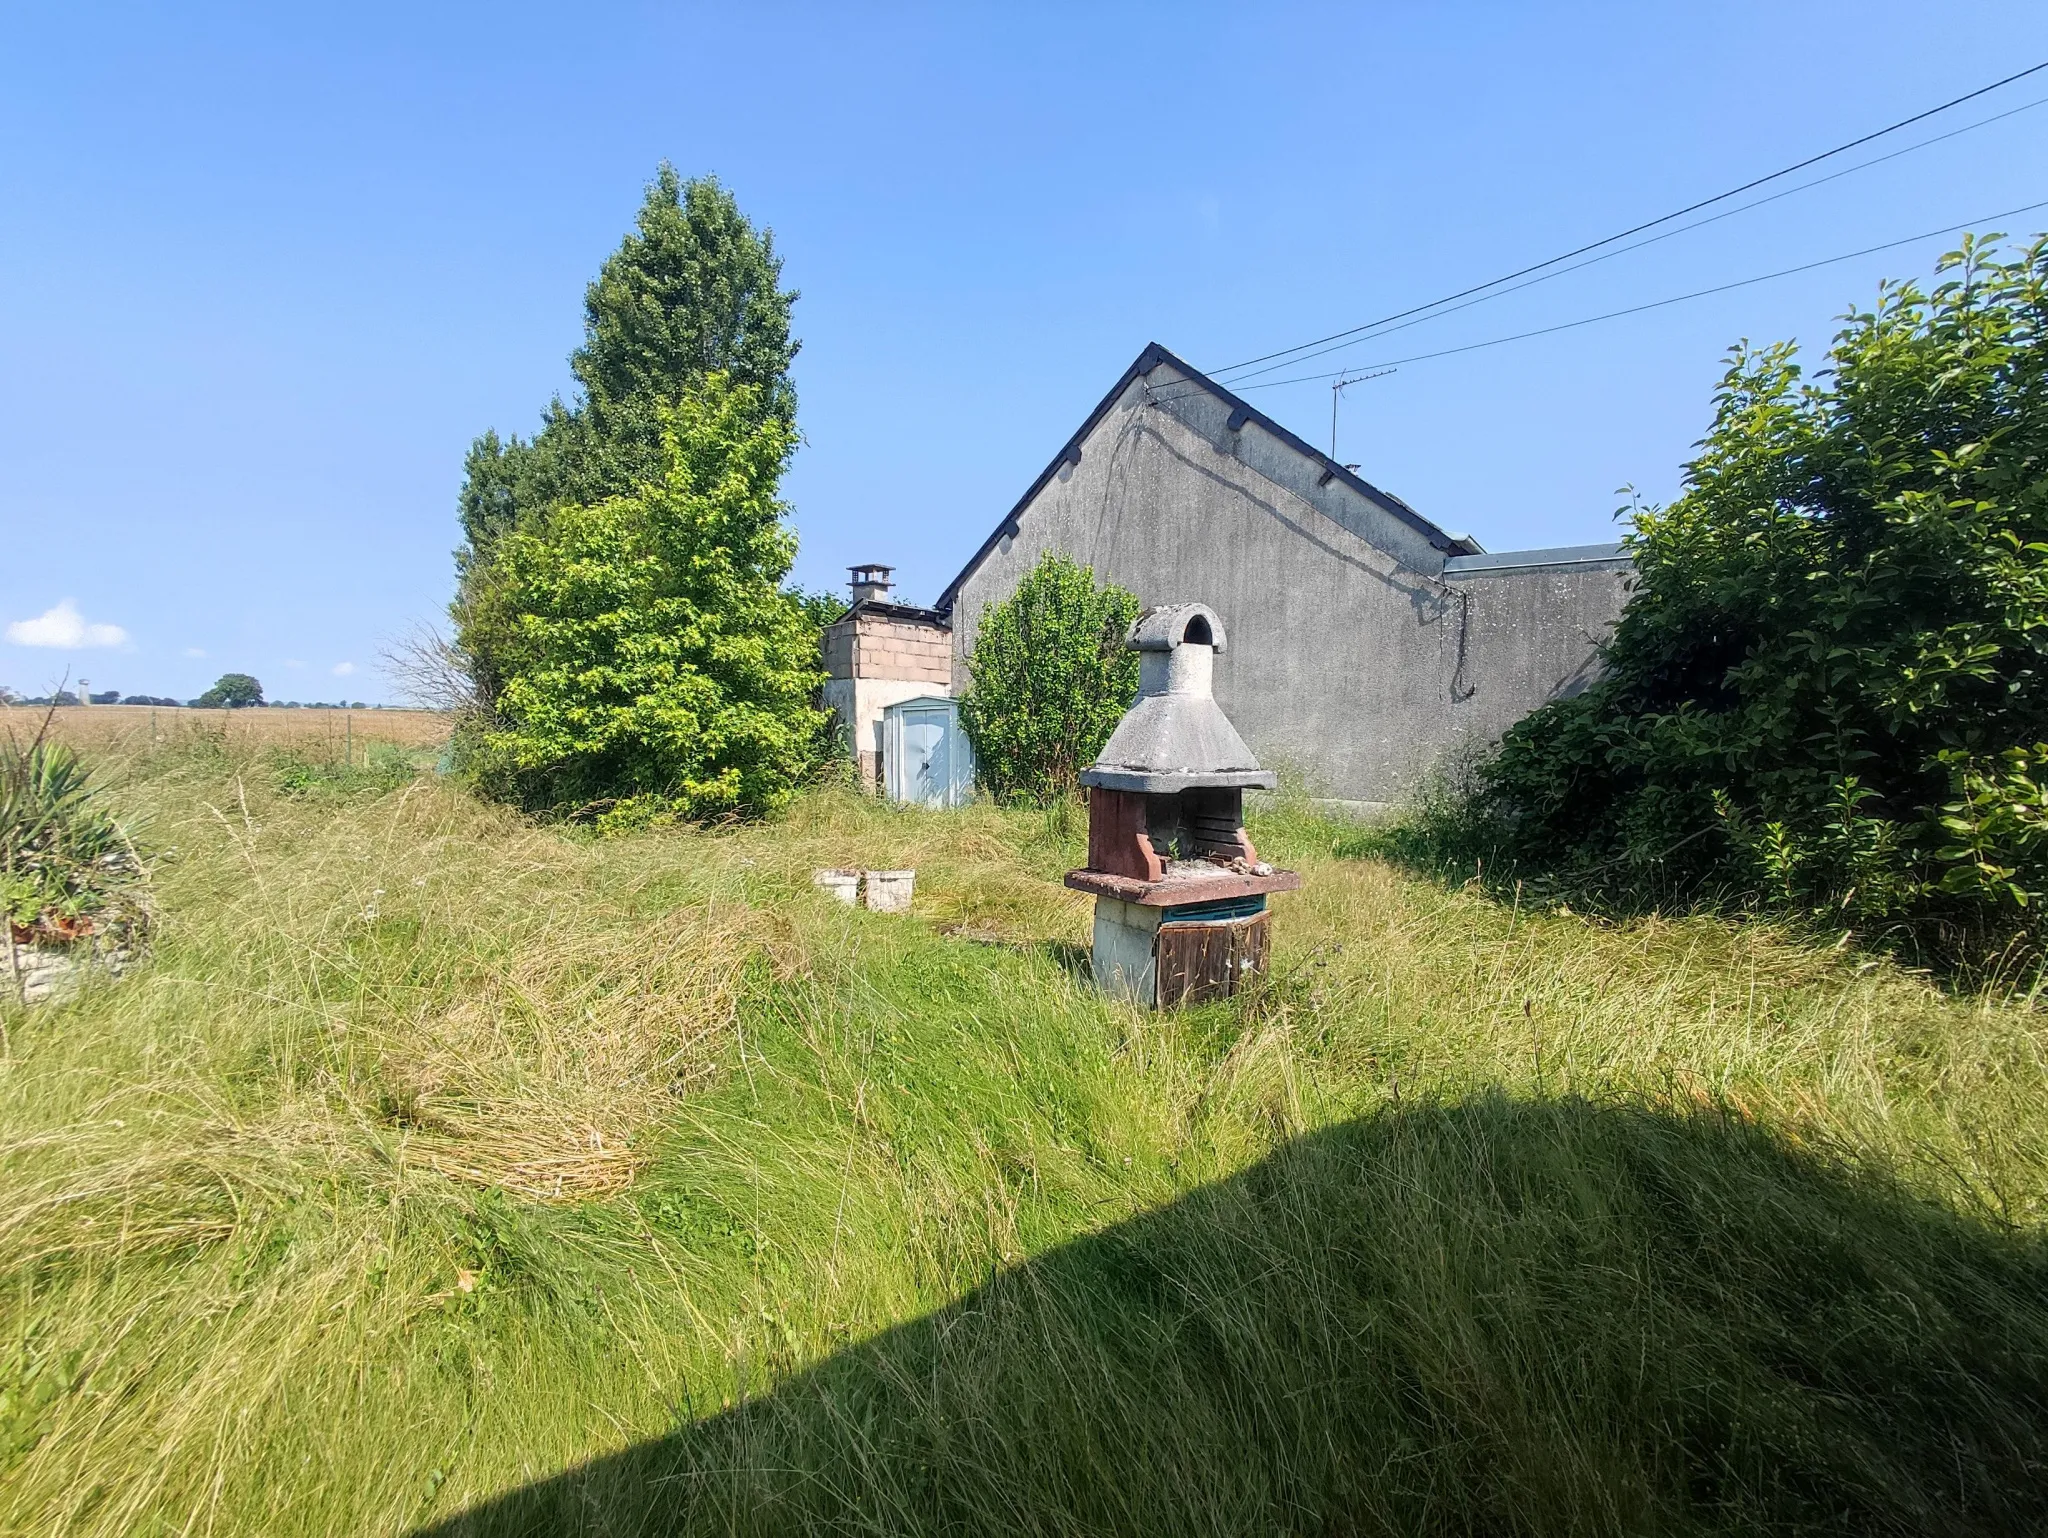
[1065,603,1299,1006]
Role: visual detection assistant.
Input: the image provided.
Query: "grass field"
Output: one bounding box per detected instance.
[0,704,453,758]
[2,736,2046,1534]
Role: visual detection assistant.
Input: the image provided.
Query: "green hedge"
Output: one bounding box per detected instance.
[1468,236,2048,973]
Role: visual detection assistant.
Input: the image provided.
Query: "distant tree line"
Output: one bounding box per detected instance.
[6,690,165,707]
[1,675,375,710]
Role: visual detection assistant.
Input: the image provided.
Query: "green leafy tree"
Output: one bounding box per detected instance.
[455,165,800,715]
[195,673,264,709]
[1473,234,2048,969]
[574,164,798,431]
[466,375,823,825]
[456,167,797,563]
[791,587,851,633]
[959,554,1141,805]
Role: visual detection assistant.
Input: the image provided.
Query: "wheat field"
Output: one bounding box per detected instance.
[0,703,454,757]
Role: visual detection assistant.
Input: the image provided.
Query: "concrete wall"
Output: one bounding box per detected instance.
[1091,896,1161,1005]
[946,357,1630,805]
[1441,547,1634,748]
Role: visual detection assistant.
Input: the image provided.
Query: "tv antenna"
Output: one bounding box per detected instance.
[1330,367,1396,462]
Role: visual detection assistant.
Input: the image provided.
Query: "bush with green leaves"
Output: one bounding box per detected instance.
[958,554,1141,805]
[461,374,823,825]
[1467,235,2048,971]
[272,742,418,798]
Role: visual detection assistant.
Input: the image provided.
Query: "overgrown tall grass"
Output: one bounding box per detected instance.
[2,747,2045,1534]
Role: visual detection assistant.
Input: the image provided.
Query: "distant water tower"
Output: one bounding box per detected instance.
[77,678,91,707]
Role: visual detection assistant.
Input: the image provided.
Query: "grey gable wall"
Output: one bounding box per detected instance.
[944,351,1631,805]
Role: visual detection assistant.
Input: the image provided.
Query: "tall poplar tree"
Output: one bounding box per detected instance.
[572,164,798,430]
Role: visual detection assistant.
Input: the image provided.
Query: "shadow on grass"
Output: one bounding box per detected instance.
[418,1094,2048,1537]
[935,926,1094,984]
[1034,937,1093,983]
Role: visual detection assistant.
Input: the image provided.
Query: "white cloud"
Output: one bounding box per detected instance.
[332,661,356,677]
[183,646,207,658]
[5,599,129,649]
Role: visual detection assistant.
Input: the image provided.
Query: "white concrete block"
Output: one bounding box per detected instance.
[864,869,915,913]
[1091,896,1160,1005]
[813,869,861,904]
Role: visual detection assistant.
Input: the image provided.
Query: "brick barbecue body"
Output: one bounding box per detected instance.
[1065,604,1298,1006]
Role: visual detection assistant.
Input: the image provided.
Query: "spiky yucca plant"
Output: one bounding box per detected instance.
[1,724,145,943]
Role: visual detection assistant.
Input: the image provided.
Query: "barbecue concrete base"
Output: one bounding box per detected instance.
[1089,896,1273,1008]
[1090,897,1162,1005]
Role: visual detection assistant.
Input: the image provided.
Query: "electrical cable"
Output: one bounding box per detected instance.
[1204,59,2048,382]
[1216,91,2048,388]
[1147,197,2048,403]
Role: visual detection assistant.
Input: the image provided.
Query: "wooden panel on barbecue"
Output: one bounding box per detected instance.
[1155,911,1271,1007]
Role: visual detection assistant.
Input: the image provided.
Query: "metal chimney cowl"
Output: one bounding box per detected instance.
[849,563,895,605]
[1080,604,1276,793]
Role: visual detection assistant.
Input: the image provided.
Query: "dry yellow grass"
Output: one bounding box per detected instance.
[0,703,453,757]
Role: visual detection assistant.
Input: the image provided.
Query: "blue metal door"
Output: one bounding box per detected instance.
[882,697,975,808]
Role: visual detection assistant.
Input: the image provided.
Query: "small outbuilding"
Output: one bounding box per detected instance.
[820,565,954,791]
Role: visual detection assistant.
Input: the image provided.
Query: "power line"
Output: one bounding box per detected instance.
[1205,59,2048,383]
[1217,90,2048,388]
[1150,198,2048,403]
[1220,202,2048,389]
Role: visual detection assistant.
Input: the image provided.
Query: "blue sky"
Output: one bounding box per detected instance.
[4,3,2047,703]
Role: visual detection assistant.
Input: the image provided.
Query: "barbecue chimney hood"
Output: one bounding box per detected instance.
[1080,604,1277,794]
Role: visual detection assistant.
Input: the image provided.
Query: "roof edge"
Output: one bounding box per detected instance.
[935,342,1478,614]
[828,598,951,627]
[1441,542,1631,577]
